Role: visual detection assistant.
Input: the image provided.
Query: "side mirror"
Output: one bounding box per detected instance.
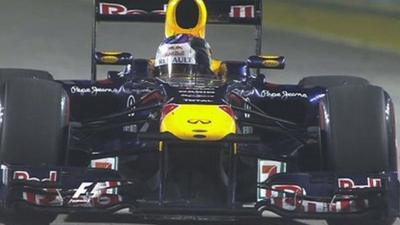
[95,51,133,65]
[247,55,286,70]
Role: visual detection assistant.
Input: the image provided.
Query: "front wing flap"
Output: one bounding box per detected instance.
[0,164,398,219]
[257,172,399,218]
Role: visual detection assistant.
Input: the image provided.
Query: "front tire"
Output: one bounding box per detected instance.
[0,69,67,225]
[299,75,369,88]
[327,218,396,225]
[0,78,69,166]
[0,68,53,81]
[320,85,397,225]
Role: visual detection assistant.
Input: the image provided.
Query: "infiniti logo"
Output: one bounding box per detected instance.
[187,119,212,125]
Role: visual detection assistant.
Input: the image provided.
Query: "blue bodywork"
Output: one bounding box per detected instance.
[0,60,397,221]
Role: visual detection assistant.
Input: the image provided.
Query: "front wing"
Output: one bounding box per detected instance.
[1,164,399,221]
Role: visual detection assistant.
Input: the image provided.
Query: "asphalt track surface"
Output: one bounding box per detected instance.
[1,0,400,225]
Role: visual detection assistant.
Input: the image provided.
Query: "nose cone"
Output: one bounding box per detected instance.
[165,0,208,38]
[160,104,236,141]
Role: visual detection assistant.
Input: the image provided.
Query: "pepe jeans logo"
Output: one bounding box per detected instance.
[260,90,308,99]
[187,119,212,125]
[233,88,308,99]
[70,86,123,95]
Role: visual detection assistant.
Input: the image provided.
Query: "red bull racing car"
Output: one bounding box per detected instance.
[0,0,398,224]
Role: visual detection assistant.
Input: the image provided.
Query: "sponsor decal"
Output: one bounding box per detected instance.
[265,184,369,213]
[20,181,122,208]
[100,55,119,64]
[155,43,196,67]
[259,90,308,99]
[68,181,122,207]
[13,171,57,182]
[256,164,375,213]
[266,195,368,213]
[268,185,306,211]
[72,182,105,199]
[259,176,380,213]
[233,88,308,99]
[13,171,123,208]
[180,94,213,98]
[89,158,119,195]
[70,86,123,95]
[22,191,63,207]
[183,98,213,103]
[229,5,255,18]
[90,158,119,194]
[157,56,194,66]
[90,157,118,171]
[242,126,253,134]
[126,95,136,117]
[99,3,166,16]
[257,160,286,201]
[262,59,280,67]
[178,89,215,95]
[338,177,382,189]
[165,45,185,57]
[178,89,215,94]
[14,171,62,206]
[187,119,212,125]
[179,89,216,99]
[101,51,122,55]
[123,95,136,132]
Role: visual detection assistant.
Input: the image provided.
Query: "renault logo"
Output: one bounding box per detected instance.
[187,119,212,125]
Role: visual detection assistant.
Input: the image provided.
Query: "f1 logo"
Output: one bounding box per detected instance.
[72,181,120,200]
[72,182,103,199]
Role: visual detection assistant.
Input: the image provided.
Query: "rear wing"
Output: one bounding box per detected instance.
[95,0,261,25]
[91,0,263,80]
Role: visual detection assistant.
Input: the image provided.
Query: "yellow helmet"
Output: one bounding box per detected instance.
[165,0,208,39]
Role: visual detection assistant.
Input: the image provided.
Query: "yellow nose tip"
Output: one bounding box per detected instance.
[160,104,236,141]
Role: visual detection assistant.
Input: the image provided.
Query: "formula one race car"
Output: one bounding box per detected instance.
[0,0,398,225]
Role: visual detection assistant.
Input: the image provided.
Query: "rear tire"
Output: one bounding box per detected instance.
[321,85,397,225]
